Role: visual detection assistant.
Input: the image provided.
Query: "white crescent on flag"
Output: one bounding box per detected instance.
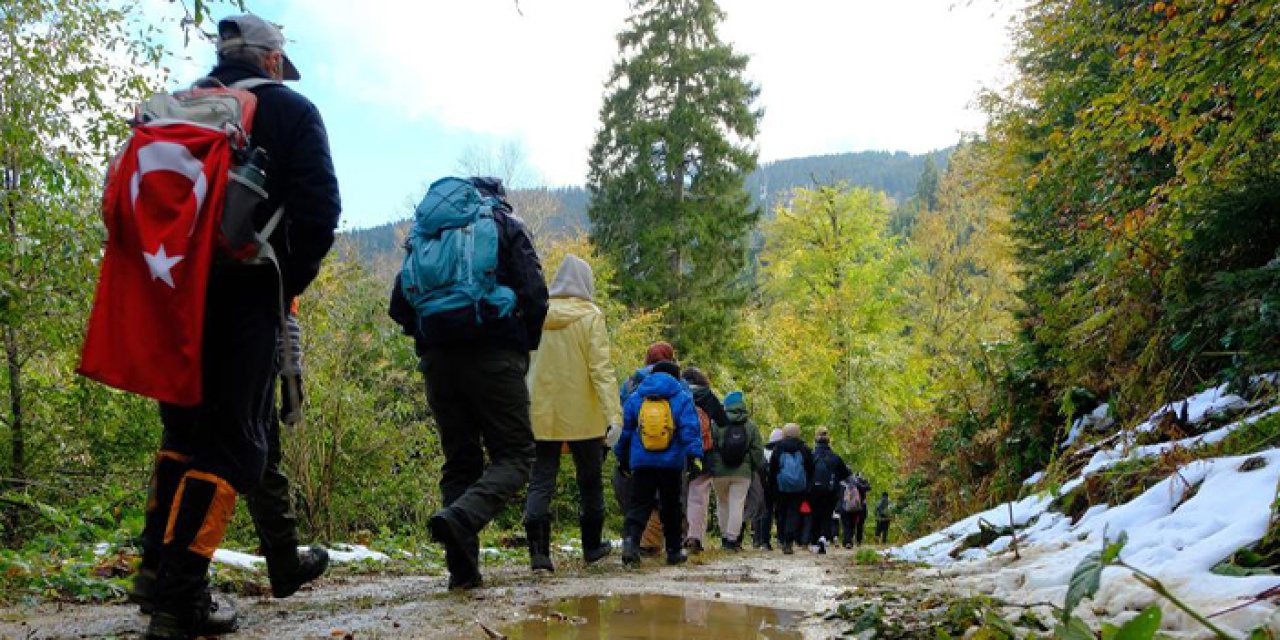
[129,140,209,235]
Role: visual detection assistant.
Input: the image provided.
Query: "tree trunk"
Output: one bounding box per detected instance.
[4,325,23,483]
[3,165,24,483]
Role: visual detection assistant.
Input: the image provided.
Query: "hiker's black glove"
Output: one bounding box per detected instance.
[280,373,304,426]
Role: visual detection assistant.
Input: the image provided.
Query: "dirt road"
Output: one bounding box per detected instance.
[1,546,905,639]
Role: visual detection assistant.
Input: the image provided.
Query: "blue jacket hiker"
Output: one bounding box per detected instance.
[615,370,704,471]
[616,361,703,567]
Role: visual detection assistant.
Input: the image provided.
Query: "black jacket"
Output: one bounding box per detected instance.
[209,61,341,299]
[810,442,852,496]
[388,199,549,354]
[768,436,814,494]
[689,385,729,428]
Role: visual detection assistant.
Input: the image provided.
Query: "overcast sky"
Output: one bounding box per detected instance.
[163,0,1022,229]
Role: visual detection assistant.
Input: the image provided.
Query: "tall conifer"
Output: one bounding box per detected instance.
[587,0,761,360]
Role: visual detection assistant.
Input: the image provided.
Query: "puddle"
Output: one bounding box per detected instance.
[503,593,804,639]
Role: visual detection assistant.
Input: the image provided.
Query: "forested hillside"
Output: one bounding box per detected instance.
[340,149,946,269]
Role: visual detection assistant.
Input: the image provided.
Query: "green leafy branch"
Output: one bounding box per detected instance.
[1062,532,1235,639]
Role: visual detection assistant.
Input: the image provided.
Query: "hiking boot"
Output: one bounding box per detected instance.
[682,537,704,554]
[430,510,482,589]
[584,543,612,564]
[144,592,238,640]
[844,543,853,550]
[128,567,158,614]
[782,543,794,555]
[818,540,827,555]
[525,520,555,573]
[530,554,555,572]
[447,573,484,591]
[621,537,640,566]
[665,550,687,566]
[721,537,742,552]
[580,516,611,564]
[268,545,330,598]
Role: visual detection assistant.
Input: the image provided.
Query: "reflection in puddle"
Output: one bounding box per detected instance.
[504,593,804,639]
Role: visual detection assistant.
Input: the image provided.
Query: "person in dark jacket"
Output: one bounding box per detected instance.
[844,473,872,546]
[680,366,726,553]
[806,427,851,554]
[767,423,814,554]
[389,178,548,591]
[615,361,704,566]
[874,492,892,544]
[751,428,784,550]
[137,14,340,640]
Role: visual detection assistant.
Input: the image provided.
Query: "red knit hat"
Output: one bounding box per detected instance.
[644,341,675,365]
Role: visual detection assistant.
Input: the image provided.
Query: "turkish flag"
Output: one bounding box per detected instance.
[79,123,230,406]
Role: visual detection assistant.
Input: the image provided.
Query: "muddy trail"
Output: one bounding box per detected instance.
[0,547,986,639]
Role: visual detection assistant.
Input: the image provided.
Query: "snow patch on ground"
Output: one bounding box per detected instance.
[211,544,388,571]
[893,386,1280,637]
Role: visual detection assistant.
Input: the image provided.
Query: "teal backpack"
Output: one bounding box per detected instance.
[400,177,516,324]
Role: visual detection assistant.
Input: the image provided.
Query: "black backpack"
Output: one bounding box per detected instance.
[718,422,750,468]
[811,450,837,494]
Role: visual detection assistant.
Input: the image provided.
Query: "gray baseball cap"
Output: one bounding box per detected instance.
[217,14,301,81]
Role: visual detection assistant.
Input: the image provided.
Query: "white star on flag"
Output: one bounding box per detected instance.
[143,244,184,288]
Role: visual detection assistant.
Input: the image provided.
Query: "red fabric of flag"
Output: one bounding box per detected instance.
[79,123,230,406]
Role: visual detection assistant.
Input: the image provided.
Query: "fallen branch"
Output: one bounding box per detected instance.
[1206,584,1280,620]
[477,619,508,639]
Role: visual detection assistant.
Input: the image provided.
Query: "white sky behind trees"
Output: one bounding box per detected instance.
[154,0,1022,228]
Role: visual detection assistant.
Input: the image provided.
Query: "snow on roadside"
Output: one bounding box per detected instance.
[212,544,389,571]
[892,385,1280,637]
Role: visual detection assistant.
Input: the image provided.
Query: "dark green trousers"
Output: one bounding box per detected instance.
[423,347,535,536]
[245,414,299,572]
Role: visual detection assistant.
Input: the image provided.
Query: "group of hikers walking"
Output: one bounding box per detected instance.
[78,12,891,639]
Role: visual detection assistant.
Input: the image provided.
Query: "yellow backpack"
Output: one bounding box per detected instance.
[638,396,675,452]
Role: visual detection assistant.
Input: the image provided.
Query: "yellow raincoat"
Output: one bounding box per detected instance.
[527,256,622,442]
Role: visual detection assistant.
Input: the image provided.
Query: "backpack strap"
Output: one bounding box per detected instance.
[229,77,282,91]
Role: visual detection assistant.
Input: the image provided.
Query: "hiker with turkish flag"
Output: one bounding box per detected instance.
[78,13,340,640]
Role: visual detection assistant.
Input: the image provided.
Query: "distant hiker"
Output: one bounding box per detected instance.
[615,361,705,566]
[837,477,860,548]
[843,472,872,546]
[84,13,342,639]
[807,427,851,554]
[752,428,784,550]
[522,255,622,572]
[768,423,814,554]
[680,366,728,553]
[612,342,680,555]
[709,391,764,551]
[389,176,549,590]
[874,492,892,544]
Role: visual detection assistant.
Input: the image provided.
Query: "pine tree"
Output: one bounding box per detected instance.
[587,0,761,361]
